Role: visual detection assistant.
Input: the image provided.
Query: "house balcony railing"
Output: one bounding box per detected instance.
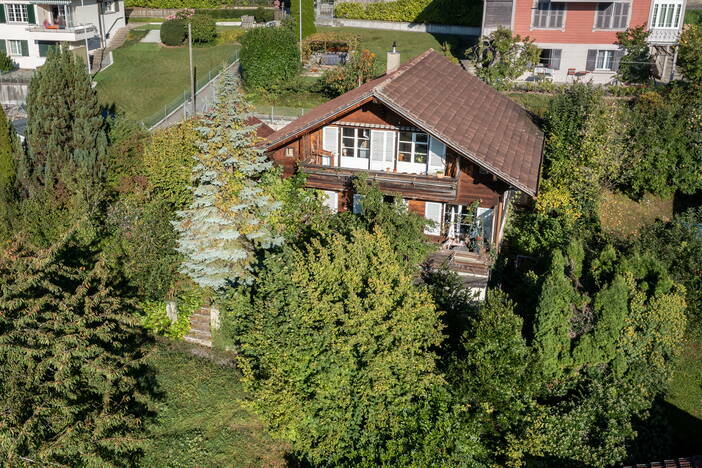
[26,23,97,41]
[647,28,681,44]
[300,151,458,202]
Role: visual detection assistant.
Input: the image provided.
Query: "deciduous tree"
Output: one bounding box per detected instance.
[468,27,540,89]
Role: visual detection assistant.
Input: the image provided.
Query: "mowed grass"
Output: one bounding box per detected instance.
[141,340,288,467]
[597,189,674,239]
[95,27,240,124]
[665,329,702,455]
[317,26,476,74]
[685,9,702,24]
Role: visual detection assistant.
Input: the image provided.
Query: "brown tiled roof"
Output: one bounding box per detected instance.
[262,49,544,196]
[246,116,275,138]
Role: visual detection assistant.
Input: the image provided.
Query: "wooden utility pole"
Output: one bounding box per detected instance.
[188,22,195,115]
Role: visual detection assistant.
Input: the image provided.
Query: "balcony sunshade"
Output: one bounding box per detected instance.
[29,0,73,5]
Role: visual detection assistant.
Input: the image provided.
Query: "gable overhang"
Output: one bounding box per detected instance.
[373,91,540,197]
[262,92,541,197]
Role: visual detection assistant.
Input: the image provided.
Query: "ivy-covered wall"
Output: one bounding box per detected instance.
[334,0,483,27]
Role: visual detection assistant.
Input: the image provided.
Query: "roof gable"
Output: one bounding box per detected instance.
[262,50,544,195]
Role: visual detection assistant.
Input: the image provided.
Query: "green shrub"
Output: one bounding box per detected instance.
[0,51,14,73]
[160,18,186,46]
[320,49,377,97]
[193,7,273,21]
[140,287,204,339]
[240,26,300,91]
[126,0,268,7]
[253,6,271,22]
[334,0,482,27]
[189,13,217,43]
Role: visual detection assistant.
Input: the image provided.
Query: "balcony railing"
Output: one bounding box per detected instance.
[647,28,681,44]
[26,23,97,41]
[300,151,458,202]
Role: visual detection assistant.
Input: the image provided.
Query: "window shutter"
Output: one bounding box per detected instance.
[322,190,338,213]
[0,6,6,23]
[370,130,385,161]
[322,126,339,157]
[0,40,5,56]
[114,0,120,12]
[424,202,443,236]
[550,49,562,70]
[27,5,35,24]
[612,49,625,71]
[428,136,446,173]
[585,50,597,71]
[352,194,363,214]
[383,131,395,162]
[20,40,28,57]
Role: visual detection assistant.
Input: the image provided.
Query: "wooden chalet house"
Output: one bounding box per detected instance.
[261,48,544,297]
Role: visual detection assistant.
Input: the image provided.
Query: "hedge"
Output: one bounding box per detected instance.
[195,7,274,21]
[190,14,217,42]
[160,18,186,45]
[334,0,482,27]
[240,26,300,91]
[126,0,268,8]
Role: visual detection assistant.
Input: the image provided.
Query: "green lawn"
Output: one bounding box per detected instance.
[95,27,240,124]
[318,26,475,73]
[664,329,702,456]
[685,9,702,24]
[141,340,288,467]
[249,27,476,113]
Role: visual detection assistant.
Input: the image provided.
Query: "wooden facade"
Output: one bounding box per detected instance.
[266,101,516,256]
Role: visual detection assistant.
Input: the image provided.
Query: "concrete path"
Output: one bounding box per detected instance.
[141,29,161,43]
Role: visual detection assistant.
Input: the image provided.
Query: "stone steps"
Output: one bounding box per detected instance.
[184,308,212,348]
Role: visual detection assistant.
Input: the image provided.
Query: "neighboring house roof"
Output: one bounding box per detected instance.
[261,49,544,196]
[246,115,275,138]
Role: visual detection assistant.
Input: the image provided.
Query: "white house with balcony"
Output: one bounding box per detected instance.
[0,0,125,69]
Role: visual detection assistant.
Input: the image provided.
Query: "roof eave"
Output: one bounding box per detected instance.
[372,90,539,197]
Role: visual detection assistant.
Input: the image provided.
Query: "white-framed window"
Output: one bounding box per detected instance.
[595,50,614,70]
[595,2,629,29]
[102,0,116,13]
[8,40,23,56]
[650,2,683,28]
[398,131,428,164]
[532,0,565,29]
[341,127,370,159]
[6,4,28,23]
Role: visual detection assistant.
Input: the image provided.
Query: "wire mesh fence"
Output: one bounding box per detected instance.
[143,49,240,129]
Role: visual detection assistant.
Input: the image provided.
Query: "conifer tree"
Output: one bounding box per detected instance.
[0,104,18,238]
[18,45,106,197]
[0,229,155,466]
[174,71,282,290]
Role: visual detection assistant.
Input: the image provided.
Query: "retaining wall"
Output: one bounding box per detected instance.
[328,18,480,35]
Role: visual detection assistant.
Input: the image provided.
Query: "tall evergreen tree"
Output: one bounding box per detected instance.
[0,228,156,466]
[0,104,18,239]
[18,45,106,197]
[174,71,282,290]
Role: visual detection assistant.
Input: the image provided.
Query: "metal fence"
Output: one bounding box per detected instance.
[143,50,240,129]
[253,105,312,119]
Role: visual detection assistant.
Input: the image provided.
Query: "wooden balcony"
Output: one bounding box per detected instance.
[299,152,458,202]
